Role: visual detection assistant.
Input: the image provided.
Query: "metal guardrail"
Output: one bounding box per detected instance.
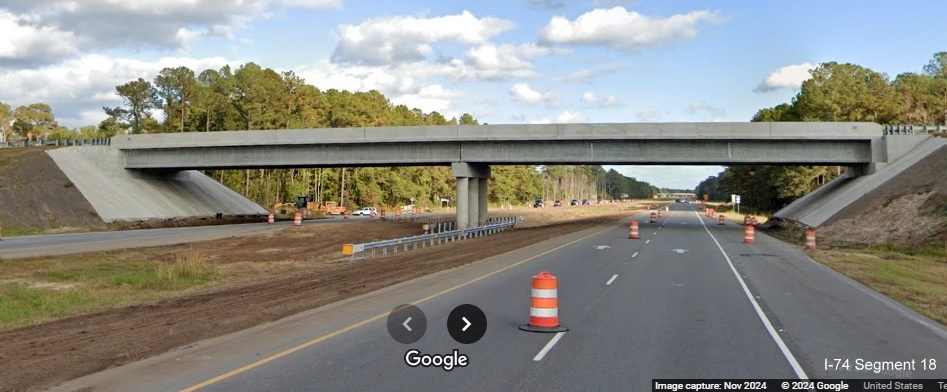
[0,138,111,147]
[883,125,946,135]
[342,216,524,260]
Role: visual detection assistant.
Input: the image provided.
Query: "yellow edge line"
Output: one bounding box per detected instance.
[180,223,619,392]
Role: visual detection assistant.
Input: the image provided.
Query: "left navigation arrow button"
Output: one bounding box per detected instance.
[387,304,426,344]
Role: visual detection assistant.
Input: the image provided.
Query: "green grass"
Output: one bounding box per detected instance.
[0,250,219,330]
[0,224,44,237]
[813,246,947,325]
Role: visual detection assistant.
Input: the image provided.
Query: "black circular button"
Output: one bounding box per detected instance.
[447,304,487,344]
[387,304,427,344]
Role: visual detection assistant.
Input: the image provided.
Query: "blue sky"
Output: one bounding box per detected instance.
[1,0,944,189]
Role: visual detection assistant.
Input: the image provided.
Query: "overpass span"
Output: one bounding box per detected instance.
[46,122,942,228]
[114,122,883,170]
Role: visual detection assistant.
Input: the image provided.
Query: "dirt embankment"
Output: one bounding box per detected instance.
[0,148,105,236]
[0,205,636,391]
[817,144,947,248]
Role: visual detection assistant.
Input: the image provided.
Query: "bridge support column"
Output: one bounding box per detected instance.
[452,163,491,229]
[478,178,488,226]
[456,177,469,229]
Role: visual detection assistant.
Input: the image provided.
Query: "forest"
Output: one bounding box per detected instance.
[0,62,658,210]
[695,52,947,212]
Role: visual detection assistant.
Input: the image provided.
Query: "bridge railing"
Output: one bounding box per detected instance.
[342,216,523,261]
[0,138,112,148]
[883,125,946,135]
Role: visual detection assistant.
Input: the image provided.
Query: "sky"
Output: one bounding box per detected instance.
[1,0,945,190]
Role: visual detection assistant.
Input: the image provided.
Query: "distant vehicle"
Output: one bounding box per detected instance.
[676,199,683,203]
[534,198,545,208]
[553,200,562,207]
[570,199,579,206]
[581,199,590,205]
[353,207,377,216]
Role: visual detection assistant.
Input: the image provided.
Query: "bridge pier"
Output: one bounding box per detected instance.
[452,163,491,229]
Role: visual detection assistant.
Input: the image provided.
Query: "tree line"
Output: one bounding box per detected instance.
[696,51,947,212]
[1,62,662,210]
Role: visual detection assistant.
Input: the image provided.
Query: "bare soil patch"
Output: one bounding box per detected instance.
[0,205,636,391]
[0,148,105,236]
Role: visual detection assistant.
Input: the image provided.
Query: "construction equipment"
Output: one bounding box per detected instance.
[318,201,347,215]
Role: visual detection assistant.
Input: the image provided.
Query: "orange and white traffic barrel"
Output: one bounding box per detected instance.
[744,225,755,243]
[267,212,274,224]
[744,215,751,225]
[718,215,725,225]
[519,271,568,333]
[381,209,386,221]
[293,212,302,227]
[629,221,639,239]
[650,211,657,223]
[657,209,663,218]
[806,229,817,250]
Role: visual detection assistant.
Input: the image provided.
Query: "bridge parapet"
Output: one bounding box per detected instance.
[883,125,946,135]
[110,122,884,150]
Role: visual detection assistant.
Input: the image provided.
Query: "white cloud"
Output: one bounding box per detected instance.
[274,0,342,8]
[450,43,548,81]
[526,0,565,9]
[539,7,723,53]
[635,110,664,122]
[555,63,628,83]
[594,0,639,6]
[0,9,79,66]
[510,83,558,104]
[0,0,339,66]
[686,100,727,121]
[330,11,515,66]
[528,111,587,124]
[557,111,587,123]
[580,91,622,107]
[392,84,460,116]
[0,54,236,128]
[756,62,815,92]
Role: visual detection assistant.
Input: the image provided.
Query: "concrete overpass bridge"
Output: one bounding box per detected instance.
[47,122,945,228]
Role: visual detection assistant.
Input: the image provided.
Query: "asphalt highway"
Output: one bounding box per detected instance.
[50,203,947,391]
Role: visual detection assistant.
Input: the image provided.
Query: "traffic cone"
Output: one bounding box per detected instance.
[806,229,817,250]
[293,212,302,227]
[650,211,657,223]
[629,221,639,239]
[744,225,755,243]
[718,215,725,225]
[519,271,568,333]
[267,212,274,224]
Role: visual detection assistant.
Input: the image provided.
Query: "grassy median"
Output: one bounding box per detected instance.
[0,249,219,330]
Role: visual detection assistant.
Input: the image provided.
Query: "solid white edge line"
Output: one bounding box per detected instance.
[533,331,566,361]
[694,210,810,380]
[606,274,618,285]
[632,252,639,258]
